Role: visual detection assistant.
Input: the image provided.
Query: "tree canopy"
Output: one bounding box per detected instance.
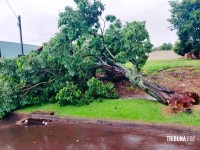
[169,0,200,58]
[0,0,152,118]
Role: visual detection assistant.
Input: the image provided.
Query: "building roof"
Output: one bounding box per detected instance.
[35,45,43,51]
[0,41,40,58]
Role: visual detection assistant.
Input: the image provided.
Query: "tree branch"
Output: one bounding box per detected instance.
[20,78,57,94]
[83,54,104,64]
[85,15,115,59]
[100,16,106,33]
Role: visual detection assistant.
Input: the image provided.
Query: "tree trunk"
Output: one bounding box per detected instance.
[196,49,200,59]
[121,66,174,105]
[102,63,199,108]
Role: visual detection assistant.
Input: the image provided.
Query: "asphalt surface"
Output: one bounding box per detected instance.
[0,115,199,150]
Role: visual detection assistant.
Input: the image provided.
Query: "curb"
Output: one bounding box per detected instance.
[14,112,200,135]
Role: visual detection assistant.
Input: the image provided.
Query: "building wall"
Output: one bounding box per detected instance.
[0,41,40,58]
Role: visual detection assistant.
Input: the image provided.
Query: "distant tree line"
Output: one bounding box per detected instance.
[153,43,173,51]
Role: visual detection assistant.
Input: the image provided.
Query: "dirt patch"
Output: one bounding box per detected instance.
[148,66,200,96]
[162,104,200,116]
[114,80,143,97]
[161,106,173,116]
[114,80,154,99]
[114,66,200,102]
[191,105,200,111]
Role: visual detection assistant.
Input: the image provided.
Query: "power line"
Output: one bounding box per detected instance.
[5,0,18,18]
[126,3,168,21]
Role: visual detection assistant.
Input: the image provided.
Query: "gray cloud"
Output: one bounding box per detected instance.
[0,0,177,47]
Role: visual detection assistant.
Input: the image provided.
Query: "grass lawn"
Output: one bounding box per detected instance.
[125,58,200,75]
[18,99,200,126]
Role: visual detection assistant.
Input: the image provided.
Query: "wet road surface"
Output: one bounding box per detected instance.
[0,115,199,150]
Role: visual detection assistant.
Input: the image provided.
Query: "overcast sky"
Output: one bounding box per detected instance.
[0,0,177,47]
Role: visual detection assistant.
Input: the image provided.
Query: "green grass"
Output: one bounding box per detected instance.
[125,59,200,75]
[18,99,200,126]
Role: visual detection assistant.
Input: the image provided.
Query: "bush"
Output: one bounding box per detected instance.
[55,82,88,106]
[85,77,118,100]
[55,78,118,106]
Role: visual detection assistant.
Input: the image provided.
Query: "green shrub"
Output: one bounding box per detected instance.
[55,82,86,106]
[55,78,118,106]
[85,77,118,100]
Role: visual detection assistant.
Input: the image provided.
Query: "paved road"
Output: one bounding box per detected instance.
[0,116,199,150]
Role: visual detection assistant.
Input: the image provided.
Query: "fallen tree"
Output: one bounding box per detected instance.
[0,0,199,118]
[101,62,199,110]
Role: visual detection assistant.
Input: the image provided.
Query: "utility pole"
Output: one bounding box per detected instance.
[18,15,24,56]
[0,48,1,58]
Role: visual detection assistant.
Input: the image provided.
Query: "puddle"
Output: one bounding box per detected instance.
[123,134,144,145]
